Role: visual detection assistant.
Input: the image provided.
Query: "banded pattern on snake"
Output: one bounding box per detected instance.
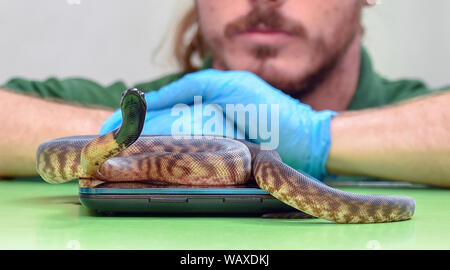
[36,88,415,223]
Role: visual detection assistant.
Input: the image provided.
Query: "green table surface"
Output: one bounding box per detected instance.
[0,178,449,250]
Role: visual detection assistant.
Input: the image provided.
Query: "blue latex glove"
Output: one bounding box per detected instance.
[100,99,242,137]
[100,69,337,180]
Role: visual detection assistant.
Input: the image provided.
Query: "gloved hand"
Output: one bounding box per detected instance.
[100,98,242,136]
[100,69,337,180]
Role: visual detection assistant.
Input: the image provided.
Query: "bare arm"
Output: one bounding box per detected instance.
[326,90,450,187]
[0,89,113,177]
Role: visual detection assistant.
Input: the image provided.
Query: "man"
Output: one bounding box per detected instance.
[1,0,449,187]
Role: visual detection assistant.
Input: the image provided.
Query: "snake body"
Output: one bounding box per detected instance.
[37,88,415,223]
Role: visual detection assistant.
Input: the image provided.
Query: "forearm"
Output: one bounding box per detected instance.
[0,89,113,177]
[326,90,450,187]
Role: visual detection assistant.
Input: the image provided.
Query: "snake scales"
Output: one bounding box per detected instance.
[36,88,415,223]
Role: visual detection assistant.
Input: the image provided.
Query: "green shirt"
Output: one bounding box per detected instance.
[1,48,447,110]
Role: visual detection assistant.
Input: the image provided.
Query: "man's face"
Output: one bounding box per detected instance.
[196,0,363,96]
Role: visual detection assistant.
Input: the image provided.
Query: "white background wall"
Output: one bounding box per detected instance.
[0,0,449,88]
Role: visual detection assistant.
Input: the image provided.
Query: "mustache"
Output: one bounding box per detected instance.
[224,7,307,39]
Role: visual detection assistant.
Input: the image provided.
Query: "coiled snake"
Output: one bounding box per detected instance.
[36,88,415,223]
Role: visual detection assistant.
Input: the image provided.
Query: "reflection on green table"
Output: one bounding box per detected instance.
[0,178,449,250]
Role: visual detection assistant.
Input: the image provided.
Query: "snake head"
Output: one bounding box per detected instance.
[120,88,146,106]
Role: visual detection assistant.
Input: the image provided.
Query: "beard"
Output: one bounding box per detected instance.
[246,36,353,99]
[205,35,351,100]
[200,4,361,99]
[249,47,341,99]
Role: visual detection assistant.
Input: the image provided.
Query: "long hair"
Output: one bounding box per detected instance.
[173,6,207,72]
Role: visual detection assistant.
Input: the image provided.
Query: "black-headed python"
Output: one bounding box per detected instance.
[37,88,415,223]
